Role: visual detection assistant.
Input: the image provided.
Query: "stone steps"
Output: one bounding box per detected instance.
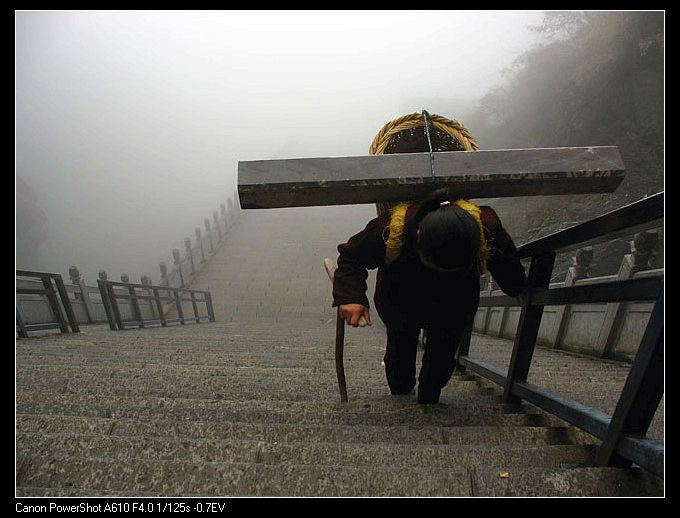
[16,395,552,428]
[14,377,629,406]
[14,205,664,497]
[15,372,504,402]
[16,433,595,469]
[16,454,662,497]
[17,414,580,446]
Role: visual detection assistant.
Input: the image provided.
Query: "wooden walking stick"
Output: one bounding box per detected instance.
[324,258,367,403]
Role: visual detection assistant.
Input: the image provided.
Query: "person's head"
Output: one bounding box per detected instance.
[414,189,482,274]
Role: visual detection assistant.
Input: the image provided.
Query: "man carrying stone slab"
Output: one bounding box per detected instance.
[332,112,528,404]
[238,111,625,403]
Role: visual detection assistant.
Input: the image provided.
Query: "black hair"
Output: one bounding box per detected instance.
[381,119,480,272]
[414,189,481,272]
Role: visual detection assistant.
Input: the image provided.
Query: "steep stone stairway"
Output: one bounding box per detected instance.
[15,206,663,497]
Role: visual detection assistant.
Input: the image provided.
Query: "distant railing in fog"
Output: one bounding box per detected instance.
[16,191,241,331]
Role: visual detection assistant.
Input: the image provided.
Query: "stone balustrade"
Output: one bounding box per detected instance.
[473,229,662,361]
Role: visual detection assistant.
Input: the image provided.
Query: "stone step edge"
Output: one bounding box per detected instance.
[16,413,581,444]
[17,430,596,452]
[17,454,660,497]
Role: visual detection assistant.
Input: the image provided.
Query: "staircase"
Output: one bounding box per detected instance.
[15,206,663,497]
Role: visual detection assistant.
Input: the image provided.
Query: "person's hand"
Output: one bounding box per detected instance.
[338,304,372,327]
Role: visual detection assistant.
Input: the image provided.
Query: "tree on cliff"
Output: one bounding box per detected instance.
[465,11,663,275]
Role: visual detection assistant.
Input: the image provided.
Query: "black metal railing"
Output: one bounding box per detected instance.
[16,270,80,337]
[457,192,664,478]
[97,280,215,331]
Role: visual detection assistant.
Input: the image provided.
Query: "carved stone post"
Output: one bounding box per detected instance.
[213,210,223,244]
[159,262,169,286]
[195,227,206,263]
[185,237,196,274]
[68,265,82,301]
[204,218,214,253]
[173,248,185,288]
[158,261,172,311]
[98,270,108,281]
[572,247,594,279]
[120,273,130,283]
[549,247,593,348]
[597,232,659,358]
[69,265,81,286]
[630,231,659,272]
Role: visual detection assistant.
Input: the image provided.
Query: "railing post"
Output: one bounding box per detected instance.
[174,289,185,325]
[152,287,167,326]
[204,218,214,253]
[53,274,80,333]
[130,285,144,328]
[69,265,94,324]
[482,277,495,334]
[502,251,556,405]
[122,274,143,329]
[159,262,169,286]
[107,282,125,330]
[195,227,206,263]
[16,307,28,338]
[455,323,473,374]
[184,237,196,275]
[595,293,664,468]
[213,210,223,244]
[173,248,185,288]
[205,291,215,322]
[97,272,117,331]
[41,275,69,333]
[596,231,659,359]
[549,247,593,348]
[190,291,200,323]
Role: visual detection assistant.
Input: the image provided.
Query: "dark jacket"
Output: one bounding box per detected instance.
[332,204,527,327]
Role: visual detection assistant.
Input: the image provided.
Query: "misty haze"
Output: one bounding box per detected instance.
[14,10,665,498]
[16,11,662,282]
[16,10,550,283]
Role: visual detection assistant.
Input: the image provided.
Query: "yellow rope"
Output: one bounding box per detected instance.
[384,203,411,264]
[383,199,489,272]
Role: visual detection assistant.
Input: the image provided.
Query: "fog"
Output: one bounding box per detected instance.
[16,10,544,284]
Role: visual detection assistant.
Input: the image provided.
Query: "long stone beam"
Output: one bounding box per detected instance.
[237,146,625,209]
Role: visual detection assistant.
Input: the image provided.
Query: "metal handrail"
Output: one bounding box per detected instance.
[458,191,664,478]
[16,270,80,336]
[97,279,215,331]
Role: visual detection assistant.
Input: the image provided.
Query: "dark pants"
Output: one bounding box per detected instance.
[374,266,479,404]
[379,307,470,404]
